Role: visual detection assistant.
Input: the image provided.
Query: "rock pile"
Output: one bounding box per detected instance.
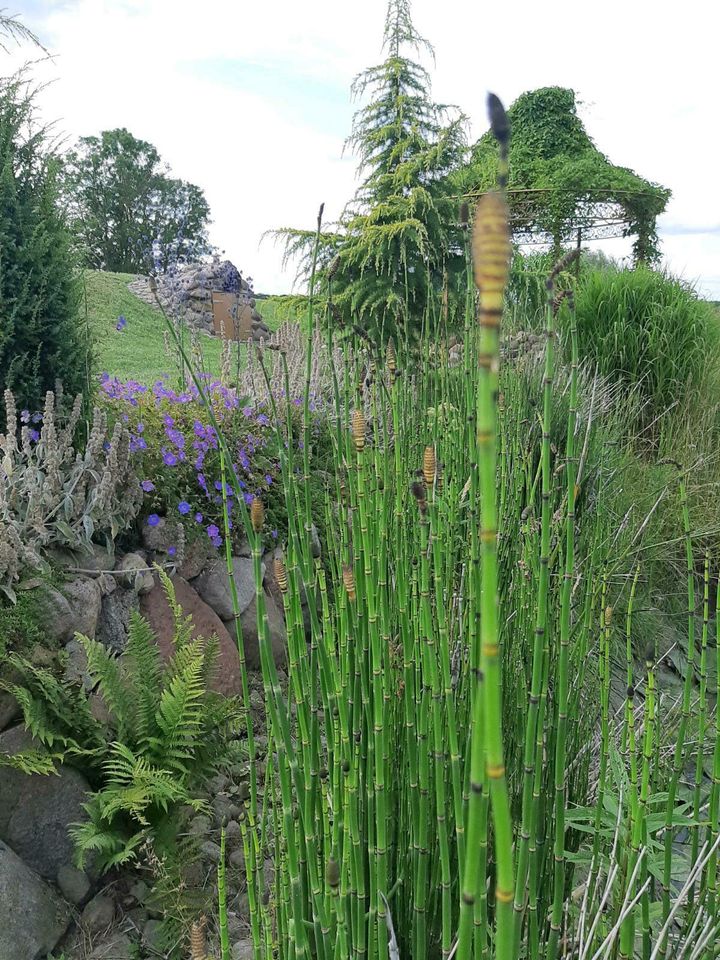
[128,255,271,340]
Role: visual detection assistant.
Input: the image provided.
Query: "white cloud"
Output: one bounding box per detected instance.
[9,0,720,297]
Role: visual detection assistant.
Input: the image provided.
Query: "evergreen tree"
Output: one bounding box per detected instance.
[275,0,466,338]
[0,77,88,424]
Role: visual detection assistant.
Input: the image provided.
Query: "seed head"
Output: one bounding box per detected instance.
[274,554,288,593]
[422,445,436,487]
[325,856,340,888]
[190,917,208,960]
[342,564,356,602]
[250,496,265,533]
[459,201,470,228]
[487,92,510,148]
[352,409,366,452]
[327,254,341,280]
[386,339,397,375]
[411,480,428,515]
[605,605,613,626]
[472,192,511,303]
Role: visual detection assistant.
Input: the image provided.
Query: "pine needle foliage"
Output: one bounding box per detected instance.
[272,0,467,340]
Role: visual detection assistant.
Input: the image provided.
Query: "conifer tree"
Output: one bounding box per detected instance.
[0,77,88,425]
[275,0,466,338]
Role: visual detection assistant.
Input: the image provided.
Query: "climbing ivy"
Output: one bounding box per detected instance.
[456,87,670,263]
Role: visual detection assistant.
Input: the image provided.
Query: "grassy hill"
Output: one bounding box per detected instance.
[82,271,285,385]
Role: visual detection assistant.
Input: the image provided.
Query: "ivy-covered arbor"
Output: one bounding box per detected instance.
[454,87,670,263]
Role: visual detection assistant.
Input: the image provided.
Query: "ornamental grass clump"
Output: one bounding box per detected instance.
[159,94,720,960]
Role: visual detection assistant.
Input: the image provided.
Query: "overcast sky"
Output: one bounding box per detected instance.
[9,0,720,298]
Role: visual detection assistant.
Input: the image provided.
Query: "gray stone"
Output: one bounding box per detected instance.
[232,940,254,960]
[57,863,92,904]
[200,840,222,864]
[0,839,72,960]
[223,592,286,672]
[78,543,117,575]
[0,689,20,731]
[194,556,261,621]
[3,746,91,882]
[179,537,213,580]
[143,917,164,951]
[142,516,182,554]
[226,910,244,940]
[117,553,154,594]
[97,572,118,596]
[81,892,115,935]
[129,878,150,903]
[89,932,134,959]
[31,582,76,645]
[213,792,234,825]
[189,815,211,836]
[229,848,245,869]
[62,576,103,639]
[64,636,91,688]
[96,588,139,653]
[226,819,242,841]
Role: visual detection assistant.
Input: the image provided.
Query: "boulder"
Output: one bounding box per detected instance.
[0,840,72,960]
[0,726,91,883]
[96,588,139,653]
[62,577,103,639]
[116,553,154,595]
[142,516,182,554]
[81,892,115,935]
[233,941,254,960]
[64,637,91,689]
[31,582,75,645]
[89,931,134,959]
[178,536,213,580]
[0,689,21,732]
[139,576,242,696]
[194,557,262,621]
[224,593,286,671]
[57,863,92,905]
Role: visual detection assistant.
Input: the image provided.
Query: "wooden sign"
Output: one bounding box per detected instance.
[211,292,253,341]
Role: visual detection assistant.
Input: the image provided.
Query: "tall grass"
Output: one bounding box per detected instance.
[159,100,719,960]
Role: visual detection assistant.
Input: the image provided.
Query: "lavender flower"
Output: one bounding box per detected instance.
[178,501,191,515]
[141,479,155,492]
[147,514,161,527]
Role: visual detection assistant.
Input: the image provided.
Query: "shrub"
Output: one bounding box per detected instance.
[573,265,720,424]
[0,76,90,425]
[0,388,142,600]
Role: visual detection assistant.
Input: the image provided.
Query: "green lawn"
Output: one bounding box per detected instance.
[82,271,287,386]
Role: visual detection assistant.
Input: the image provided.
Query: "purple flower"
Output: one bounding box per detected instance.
[244,492,253,505]
[31,412,43,424]
[136,422,144,433]
[141,479,155,492]
[168,546,177,557]
[147,514,161,527]
[178,501,191,515]
[271,529,278,539]
[257,414,269,427]
[265,474,272,486]
[162,448,178,467]
[207,524,220,539]
[211,535,223,548]
[194,512,203,523]
[116,315,127,331]
[20,409,30,424]
[28,428,39,443]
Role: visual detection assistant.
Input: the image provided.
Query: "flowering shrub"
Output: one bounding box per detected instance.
[98,374,322,554]
[0,388,142,600]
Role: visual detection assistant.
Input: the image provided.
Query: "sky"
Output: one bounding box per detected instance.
[7,0,720,298]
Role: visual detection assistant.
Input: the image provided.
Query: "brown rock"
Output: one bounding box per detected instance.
[139,576,242,696]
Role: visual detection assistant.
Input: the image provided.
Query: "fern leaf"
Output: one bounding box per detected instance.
[123,611,163,745]
[77,635,133,743]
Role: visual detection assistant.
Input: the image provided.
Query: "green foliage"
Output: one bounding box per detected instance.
[70,571,239,871]
[273,0,467,339]
[63,128,213,273]
[573,265,720,425]
[1,571,239,873]
[459,87,670,262]
[0,76,89,425]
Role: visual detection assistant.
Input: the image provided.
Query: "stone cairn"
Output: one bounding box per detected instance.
[128,256,270,340]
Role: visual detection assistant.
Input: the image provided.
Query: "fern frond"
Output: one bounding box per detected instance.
[123,611,163,745]
[0,749,59,775]
[154,648,205,773]
[77,635,133,743]
[155,567,194,652]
